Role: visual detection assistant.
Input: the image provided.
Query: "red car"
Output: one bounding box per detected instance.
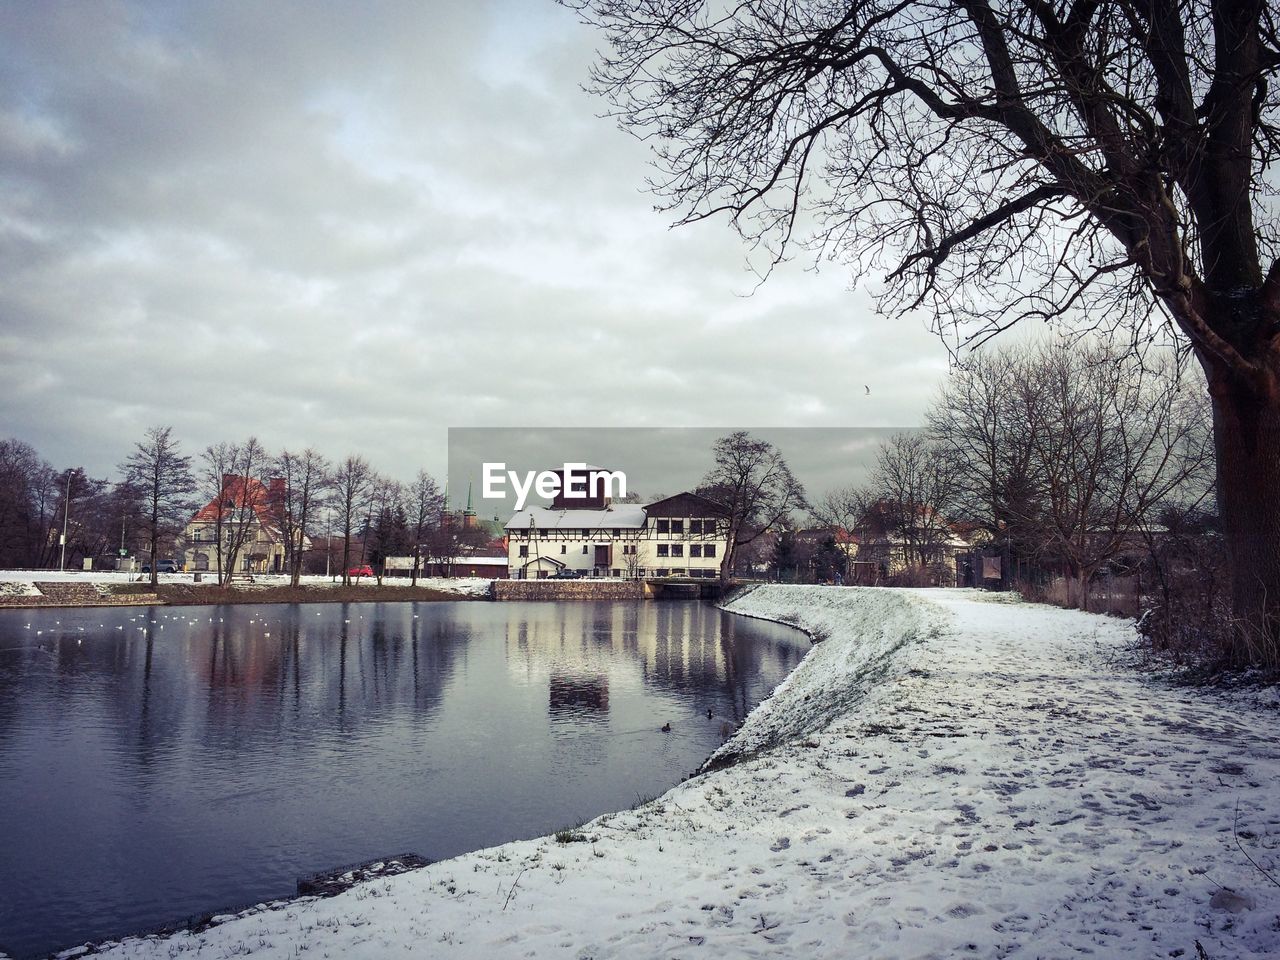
[347,565,374,578]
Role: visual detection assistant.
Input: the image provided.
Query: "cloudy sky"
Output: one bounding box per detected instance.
[0,0,951,486]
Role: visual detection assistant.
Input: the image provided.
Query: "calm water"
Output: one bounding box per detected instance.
[0,600,807,957]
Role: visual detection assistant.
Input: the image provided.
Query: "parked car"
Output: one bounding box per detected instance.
[142,559,181,574]
[548,570,581,579]
[347,565,374,578]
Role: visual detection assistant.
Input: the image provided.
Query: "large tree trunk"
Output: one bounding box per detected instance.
[719,539,736,585]
[1206,360,1280,668]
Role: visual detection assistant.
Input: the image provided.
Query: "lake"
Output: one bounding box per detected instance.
[0,599,807,957]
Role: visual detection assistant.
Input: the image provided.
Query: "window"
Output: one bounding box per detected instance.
[582,545,589,554]
[688,520,701,535]
[670,520,684,534]
[519,545,528,557]
[670,544,684,557]
[671,569,685,576]
[560,545,567,554]
[657,544,669,557]
[657,568,668,577]
[690,544,702,557]
[582,529,591,538]
[612,569,621,577]
[612,528,621,537]
[704,544,716,558]
[623,544,636,555]
[656,519,669,534]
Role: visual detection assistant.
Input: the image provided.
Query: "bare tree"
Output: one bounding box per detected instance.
[573,0,1280,657]
[698,431,808,584]
[365,476,408,584]
[927,347,1041,566]
[422,509,491,577]
[868,432,962,573]
[275,448,329,588]
[198,442,233,581]
[48,467,110,570]
[1018,343,1211,609]
[122,426,195,586]
[408,470,444,586]
[331,455,374,586]
[0,439,56,568]
[199,438,269,585]
[810,483,873,575]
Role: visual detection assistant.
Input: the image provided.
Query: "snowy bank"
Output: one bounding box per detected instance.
[82,586,1280,959]
[707,585,941,768]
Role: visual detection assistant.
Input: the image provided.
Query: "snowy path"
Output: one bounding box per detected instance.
[83,587,1280,959]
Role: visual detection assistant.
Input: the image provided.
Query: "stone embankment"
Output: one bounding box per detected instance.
[0,582,164,608]
[492,579,645,601]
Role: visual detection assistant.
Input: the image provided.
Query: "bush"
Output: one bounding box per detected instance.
[1135,508,1236,669]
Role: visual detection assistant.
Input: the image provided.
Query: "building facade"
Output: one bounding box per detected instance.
[182,475,287,575]
[384,555,510,578]
[505,490,727,579]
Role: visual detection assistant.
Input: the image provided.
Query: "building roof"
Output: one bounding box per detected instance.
[189,475,279,527]
[505,504,649,531]
[643,491,725,517]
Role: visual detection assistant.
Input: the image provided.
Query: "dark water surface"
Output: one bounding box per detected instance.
[0,600,807,957]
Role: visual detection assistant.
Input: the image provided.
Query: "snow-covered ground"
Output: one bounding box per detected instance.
[71,586,1280,959]
[0,570,493,598]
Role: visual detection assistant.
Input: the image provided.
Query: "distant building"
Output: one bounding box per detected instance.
[384,555,510,578]
[844,500,974,585]
[505,471,727,579]
[182,475,287,575]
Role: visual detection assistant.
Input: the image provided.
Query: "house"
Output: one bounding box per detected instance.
[505,475,727,579]
[843,500,973,585]
[182,474,287,575]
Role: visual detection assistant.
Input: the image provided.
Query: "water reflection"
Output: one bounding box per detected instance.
[0,600,806,958]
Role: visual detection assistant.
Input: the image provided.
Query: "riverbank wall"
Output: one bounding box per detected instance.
[492,579,646,601]
[492,578,729,602]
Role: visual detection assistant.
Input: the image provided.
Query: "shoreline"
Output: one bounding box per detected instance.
[33,586,1280,959]
[0,573,493,609]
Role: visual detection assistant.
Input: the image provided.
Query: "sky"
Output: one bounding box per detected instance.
[0,0,952,490]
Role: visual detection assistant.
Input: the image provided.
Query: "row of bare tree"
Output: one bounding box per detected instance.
[0,438,141,571]
[816,341,1213,610]
[0,429,486,588]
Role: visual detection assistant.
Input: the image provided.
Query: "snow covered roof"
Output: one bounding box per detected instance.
[505,504,648,530]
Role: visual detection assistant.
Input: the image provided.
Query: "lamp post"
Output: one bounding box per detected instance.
[325,507,332,580]
[59,472,72,572]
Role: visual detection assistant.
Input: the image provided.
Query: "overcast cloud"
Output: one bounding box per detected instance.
[0,0,950,485]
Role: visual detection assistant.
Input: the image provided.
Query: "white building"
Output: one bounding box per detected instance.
[505,491,727,579]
